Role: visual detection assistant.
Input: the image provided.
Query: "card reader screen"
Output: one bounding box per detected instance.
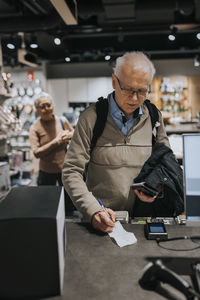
[149,223,165,233]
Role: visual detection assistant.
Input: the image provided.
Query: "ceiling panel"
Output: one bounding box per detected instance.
[0,0,199,67]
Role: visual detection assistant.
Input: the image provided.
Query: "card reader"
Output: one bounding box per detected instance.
[144,222,168,240]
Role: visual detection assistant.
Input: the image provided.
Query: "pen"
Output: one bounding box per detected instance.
[98,199,112,220]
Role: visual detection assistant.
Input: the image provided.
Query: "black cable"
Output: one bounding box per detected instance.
[156,236,200,252]
[191,236,200,244]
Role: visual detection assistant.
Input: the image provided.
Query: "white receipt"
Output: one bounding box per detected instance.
[108,221,137,247]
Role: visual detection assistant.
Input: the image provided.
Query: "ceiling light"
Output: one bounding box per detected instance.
[65,56,71,62]
[30,36,38,49]
[168,34,175,41]
[54,38,61,45]
[194,55,200,67]
[105,55,111,61]
[7,43,15,49]
[196,33,200,40]
[169,25,177,42]
[30,43,38,49]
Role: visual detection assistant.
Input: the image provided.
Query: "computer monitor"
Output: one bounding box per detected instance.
[183,134,200,225]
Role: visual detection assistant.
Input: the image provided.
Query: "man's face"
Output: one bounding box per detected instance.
[112,64,151,119]
[37,97,54,121]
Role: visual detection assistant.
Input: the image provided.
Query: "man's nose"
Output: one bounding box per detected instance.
[129,91,138,99]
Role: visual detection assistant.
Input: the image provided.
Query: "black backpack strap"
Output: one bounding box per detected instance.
[144,99,160,145]
[59,116,65,130]
[90,97,109,154]
[90,98,158,154]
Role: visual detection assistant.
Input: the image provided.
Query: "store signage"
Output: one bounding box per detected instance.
[27,71,34,81]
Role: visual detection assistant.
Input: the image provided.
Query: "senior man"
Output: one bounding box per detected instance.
[62,52,170,232]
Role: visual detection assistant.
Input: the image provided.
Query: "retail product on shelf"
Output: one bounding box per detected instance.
[159,77,189,123]
[1,76,44,132]
[148,76,195,126]
[9,151,23,169]
[4,95,36,130]
[0,73,18,105]
[0,138,8,157]
[0,161,11,200]
[0,105,22,138]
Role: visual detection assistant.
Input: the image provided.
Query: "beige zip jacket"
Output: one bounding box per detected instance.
[62,95,170,221]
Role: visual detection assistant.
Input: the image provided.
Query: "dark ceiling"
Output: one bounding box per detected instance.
[0,0,200,67]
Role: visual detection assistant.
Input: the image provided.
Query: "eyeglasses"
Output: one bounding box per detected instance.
[115,75,150,98]
[38,103,52,109]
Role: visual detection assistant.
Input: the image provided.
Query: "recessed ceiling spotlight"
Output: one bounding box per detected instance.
[168,34,176,41]
[54,38,61,45]
[65,56,71,62]
[196,33,200,40]
[7,43,15,49]
[30,43,38,49]
[105,55,111,61]
[194,55,200,67]
[30,36,38,49]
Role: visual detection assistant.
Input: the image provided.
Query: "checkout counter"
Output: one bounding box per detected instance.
[166,122,200,164]
[0,185,199,299]
[49,221,200,300]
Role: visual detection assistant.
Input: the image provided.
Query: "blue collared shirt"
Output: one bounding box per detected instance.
[110,93,143,136]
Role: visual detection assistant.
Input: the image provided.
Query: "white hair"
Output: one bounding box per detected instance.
[34,92,54,108]
[113,51,156,82]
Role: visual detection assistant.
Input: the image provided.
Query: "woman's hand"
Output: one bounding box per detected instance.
[56,130,73,144]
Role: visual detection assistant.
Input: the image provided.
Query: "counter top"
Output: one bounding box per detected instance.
[166,123,200,134]
[49,222,200,300]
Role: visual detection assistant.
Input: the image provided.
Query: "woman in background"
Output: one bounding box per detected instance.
[29,92,73,186]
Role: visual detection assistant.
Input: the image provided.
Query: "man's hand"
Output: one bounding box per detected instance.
[92,209,116,233]
[134,189,157,203]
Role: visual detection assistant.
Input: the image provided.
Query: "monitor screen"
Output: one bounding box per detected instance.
[183,134,200,223]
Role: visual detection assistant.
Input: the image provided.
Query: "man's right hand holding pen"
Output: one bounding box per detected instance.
[92,200,116,233]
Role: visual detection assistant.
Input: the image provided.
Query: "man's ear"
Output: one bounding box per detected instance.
[112,74,116,89]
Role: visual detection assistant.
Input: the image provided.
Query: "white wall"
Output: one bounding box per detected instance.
[46,79,68,115]
[46,77,112,115]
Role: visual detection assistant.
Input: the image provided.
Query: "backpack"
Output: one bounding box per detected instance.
[90,97,160,154]
[59,116,65,130]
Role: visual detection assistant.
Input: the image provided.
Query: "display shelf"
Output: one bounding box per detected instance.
[159,77,189,120]
[166,123,200,134]
[8,130,31,150]
[149,76,191,124]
